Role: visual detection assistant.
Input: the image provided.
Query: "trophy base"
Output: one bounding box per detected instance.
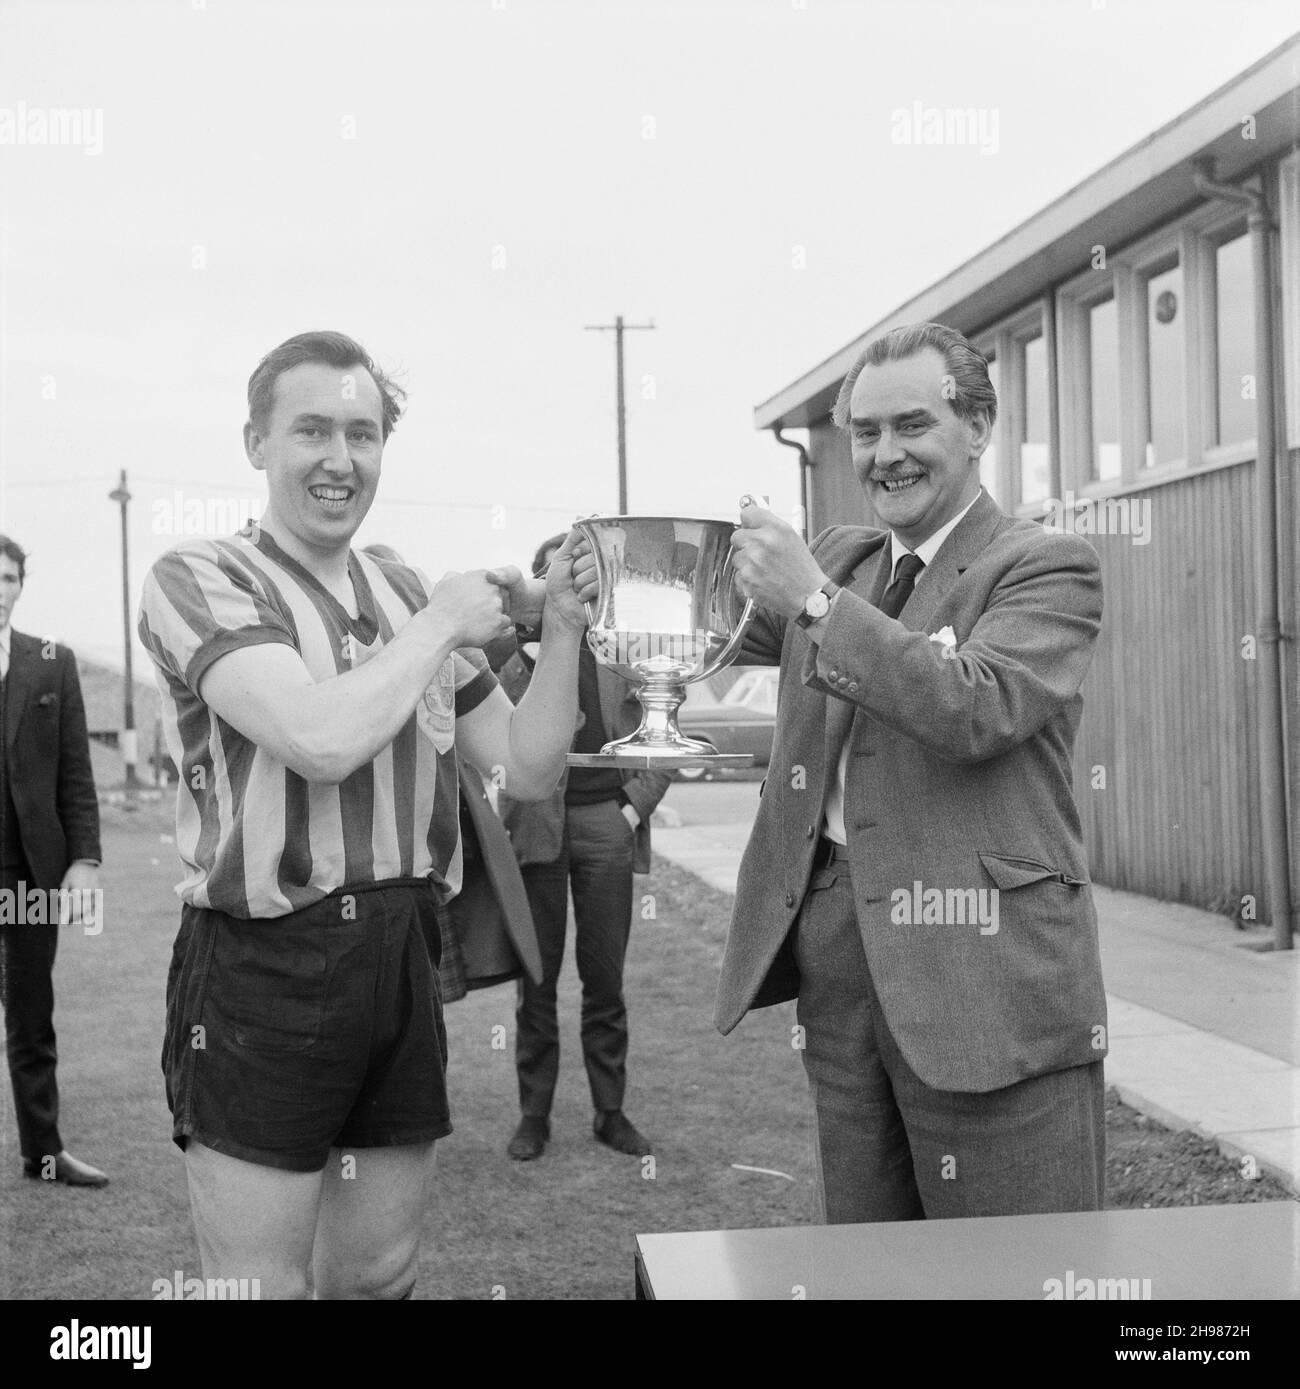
[566,750,754,771]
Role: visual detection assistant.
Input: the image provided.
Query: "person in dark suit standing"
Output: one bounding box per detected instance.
[713,323,1107,1223]
[496,535,672,1162]
[0,535,108,1186]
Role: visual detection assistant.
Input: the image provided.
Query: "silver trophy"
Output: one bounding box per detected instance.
[567,515,755,770]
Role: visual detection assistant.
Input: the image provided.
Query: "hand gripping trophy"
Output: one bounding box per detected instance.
[566,513,756,771]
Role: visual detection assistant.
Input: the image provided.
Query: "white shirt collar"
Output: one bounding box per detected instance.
[889,488,984,575]
[0,624,10,656]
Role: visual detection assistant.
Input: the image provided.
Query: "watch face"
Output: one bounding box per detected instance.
[805,590,831,619]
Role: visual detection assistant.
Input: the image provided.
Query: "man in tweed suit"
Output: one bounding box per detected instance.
[718,322,1107,1223]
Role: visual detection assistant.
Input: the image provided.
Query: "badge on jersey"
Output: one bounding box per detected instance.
[418,657,457,755]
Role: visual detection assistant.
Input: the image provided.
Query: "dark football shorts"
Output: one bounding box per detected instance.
[162,877,451,1173]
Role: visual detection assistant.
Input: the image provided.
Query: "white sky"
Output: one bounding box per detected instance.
[1,0,1297,674]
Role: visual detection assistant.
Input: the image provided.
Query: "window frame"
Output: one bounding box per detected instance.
[1057,262,1122,497]
[971,329,1002,506]
[1052,196,1263,503]
[1199,213,1258,464]
[1281,149,1300,452]
[972,297,1055,519]
[1132,239,1190,478]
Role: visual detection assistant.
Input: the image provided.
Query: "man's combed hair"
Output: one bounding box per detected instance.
[0,534,28,584]
[831,322,997,431]
[247,330,407,440]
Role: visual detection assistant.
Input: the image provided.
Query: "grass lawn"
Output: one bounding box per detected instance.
[0,799,1289,1300]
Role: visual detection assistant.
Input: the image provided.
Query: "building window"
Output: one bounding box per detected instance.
[1045,199,1265,496]
[969,305,1053,513]
[1213,230,1255,446]
[1143,259,1185,467]
[1088,296,1121,482]
[1020,332,1051,504]
[979,352,1000,502]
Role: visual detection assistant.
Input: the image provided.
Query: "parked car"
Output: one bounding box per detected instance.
[675,667,778,779]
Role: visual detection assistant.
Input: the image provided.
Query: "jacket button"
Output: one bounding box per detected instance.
[828,669,838,680]
[848,681,859,693]
[785,890,795,908]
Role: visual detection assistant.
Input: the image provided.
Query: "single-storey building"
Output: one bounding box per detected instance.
[755,37,1300,943]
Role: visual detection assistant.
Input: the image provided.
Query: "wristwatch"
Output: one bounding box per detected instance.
[795,580,840,629]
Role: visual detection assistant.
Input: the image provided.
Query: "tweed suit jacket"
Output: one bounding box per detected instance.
[1,630,101,890]
[714,490,1108,1093]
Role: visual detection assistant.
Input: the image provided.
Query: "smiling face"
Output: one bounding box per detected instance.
[0,555,22,631]
[847,348,991,549]
[243,360,385,565]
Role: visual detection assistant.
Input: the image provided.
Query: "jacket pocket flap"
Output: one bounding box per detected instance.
[978,852,1086,890]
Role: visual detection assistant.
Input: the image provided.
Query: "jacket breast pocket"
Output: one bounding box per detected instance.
[33,692,60,729]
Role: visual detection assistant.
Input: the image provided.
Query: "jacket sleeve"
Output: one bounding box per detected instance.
[737,603,786,667]
[622,766,672,822]
[480,631,521,676]
[803,531,1102,764]
[737,523,852,666]
[56,649,102,865]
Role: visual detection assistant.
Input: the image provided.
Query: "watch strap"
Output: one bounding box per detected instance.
[794,580,840,629]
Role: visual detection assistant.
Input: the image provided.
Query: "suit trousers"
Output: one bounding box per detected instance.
[0,864,63,1161]
[516,799,635,1118]
[793,860,1105,1223]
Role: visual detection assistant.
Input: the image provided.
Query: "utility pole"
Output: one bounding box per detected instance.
[107,468,137,796]
[584,315,654,513]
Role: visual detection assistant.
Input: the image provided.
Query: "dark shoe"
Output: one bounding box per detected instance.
[594,1110,652,1156]
[23,1150,110,1187]
[507,1116,550,1161]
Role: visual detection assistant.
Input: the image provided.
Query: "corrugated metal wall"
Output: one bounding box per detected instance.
[1073,464,1264,916]
[807,420,867,535]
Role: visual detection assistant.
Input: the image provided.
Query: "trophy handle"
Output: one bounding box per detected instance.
[572,517,605,630]
[694,595,755,680]
[682,549,754,684]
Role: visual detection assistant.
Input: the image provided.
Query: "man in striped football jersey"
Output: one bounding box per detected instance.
[138,331,588,1298]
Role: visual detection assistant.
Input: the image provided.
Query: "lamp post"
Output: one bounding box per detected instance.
[107,468,137,797]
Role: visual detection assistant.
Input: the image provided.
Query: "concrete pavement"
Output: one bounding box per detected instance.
[653,780,1300,1196]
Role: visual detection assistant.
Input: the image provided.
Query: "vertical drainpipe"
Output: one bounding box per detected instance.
[771,426,812,541]
[1192,157,1293,949]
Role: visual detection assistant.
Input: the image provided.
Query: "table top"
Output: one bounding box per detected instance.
[635,1202,1300,1300]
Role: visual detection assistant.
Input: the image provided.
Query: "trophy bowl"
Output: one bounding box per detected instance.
[566,515,756,770]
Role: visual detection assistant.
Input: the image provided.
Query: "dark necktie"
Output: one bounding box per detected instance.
[879,551,925,619]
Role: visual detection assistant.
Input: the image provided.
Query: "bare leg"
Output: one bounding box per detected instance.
[312,1142,436,1299]
[185,1141,325,1300]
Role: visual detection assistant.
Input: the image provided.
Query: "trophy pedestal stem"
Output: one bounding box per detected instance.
[631,679,692,746]
[564,678,754,770]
